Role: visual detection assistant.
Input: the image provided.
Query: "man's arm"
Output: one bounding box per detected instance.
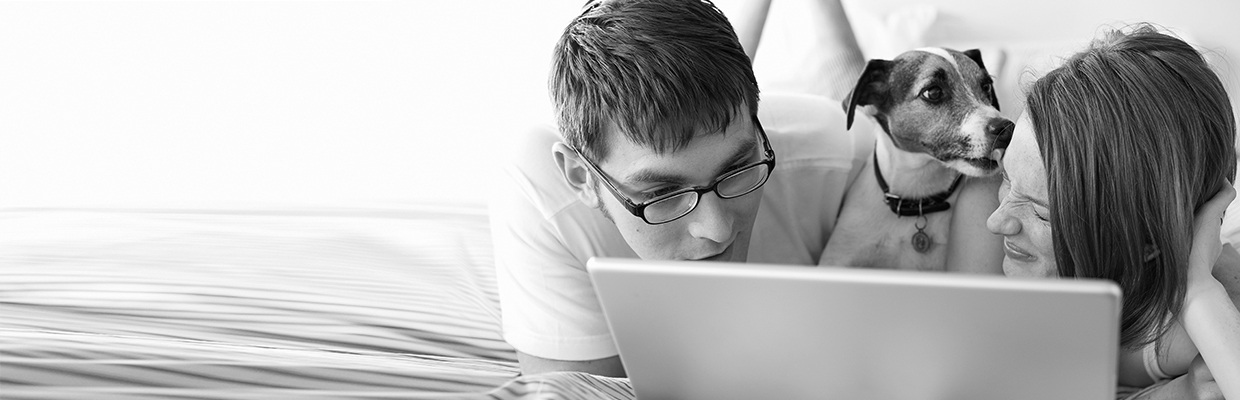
[491,125,629,377]
[517,351,626,378]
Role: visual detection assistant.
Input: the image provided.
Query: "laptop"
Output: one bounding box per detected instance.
[587,257,1121,400]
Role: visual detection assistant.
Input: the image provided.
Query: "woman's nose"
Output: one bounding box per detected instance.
[986,203,1021,236]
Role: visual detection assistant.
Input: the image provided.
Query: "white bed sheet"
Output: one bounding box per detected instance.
[0,205,633,399]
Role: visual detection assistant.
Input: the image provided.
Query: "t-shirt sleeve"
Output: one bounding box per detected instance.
[488,124,622,361]
[747,92,875,265]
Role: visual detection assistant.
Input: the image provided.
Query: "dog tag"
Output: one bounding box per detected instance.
[912,230,931,253]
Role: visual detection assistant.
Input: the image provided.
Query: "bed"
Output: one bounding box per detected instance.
[0,206,632,399]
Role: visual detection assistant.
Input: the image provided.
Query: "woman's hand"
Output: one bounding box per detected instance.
[1180,355,1222,400]
[1187,182,1235,299]
[1180,181,1240,400]
[1132,355,1220,400]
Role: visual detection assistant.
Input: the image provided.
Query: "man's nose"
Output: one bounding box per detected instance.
[986,203,1021,236]
[988,118,1015,149]
[686,193,733,243]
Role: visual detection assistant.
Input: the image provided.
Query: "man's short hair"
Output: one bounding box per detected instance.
[549,0,760,162]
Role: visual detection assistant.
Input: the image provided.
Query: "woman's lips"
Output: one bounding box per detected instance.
[1003,239,1037,263]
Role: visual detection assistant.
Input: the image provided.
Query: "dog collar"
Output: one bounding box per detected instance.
[872,151,963,217]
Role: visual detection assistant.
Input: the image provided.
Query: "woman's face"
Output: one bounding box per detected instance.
[987,113,1058,278]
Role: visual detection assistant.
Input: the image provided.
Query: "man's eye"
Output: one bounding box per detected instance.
[724,162,751,175]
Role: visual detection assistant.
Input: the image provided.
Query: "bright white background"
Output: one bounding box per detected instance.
[2,1,1237,210]
[0,1,582,209]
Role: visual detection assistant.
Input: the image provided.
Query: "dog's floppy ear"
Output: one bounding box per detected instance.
[844,59,892,130]
[963,48,1001,111]
[963,48,987,71]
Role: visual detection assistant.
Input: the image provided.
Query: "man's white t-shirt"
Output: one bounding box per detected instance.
[490,93,874,361]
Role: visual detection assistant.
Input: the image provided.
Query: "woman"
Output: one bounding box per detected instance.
[987,26,1240,398]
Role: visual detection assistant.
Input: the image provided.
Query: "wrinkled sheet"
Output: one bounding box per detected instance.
[0,206,633,400]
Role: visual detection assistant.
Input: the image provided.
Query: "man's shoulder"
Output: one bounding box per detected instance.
[746,93,877,264]
[490,121,632,261]
[493,121,579,221]
[758,92,873,171]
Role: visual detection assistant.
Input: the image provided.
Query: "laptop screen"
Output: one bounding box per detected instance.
[589,258,1120,400]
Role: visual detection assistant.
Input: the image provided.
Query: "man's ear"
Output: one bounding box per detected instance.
[844,59,893,130]
[963,48,1001,111]
[551,142,601,208]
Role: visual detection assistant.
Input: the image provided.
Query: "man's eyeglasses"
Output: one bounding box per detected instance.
[570,119,776,225]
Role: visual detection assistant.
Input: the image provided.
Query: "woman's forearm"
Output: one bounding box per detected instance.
[1182,279,1240,399]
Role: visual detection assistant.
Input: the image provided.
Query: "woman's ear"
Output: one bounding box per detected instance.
[552,142,602,208]
[1143,244,1161,263]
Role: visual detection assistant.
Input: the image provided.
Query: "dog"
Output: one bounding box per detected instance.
[820,48,1013,273]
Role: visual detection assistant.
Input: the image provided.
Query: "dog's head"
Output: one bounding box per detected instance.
[844,48,1014,177]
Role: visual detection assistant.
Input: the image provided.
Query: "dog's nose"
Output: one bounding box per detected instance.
[989,119,1016,149]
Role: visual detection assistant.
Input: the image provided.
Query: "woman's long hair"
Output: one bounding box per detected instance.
[1024,25,1236,350]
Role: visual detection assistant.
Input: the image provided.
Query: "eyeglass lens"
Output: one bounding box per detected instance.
[644,163,771,224]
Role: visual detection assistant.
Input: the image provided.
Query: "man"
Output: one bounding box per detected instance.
[490,0,870,377]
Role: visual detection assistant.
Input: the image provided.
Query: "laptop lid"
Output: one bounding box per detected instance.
[588,257,1121,400]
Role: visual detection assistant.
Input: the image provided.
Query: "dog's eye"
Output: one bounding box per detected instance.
[981,81,993,92]
[919,86,944,102]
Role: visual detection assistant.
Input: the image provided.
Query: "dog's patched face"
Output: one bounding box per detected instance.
[845,48,1014,177]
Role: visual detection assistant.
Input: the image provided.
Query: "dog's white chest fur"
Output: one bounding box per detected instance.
[821,158,960,271]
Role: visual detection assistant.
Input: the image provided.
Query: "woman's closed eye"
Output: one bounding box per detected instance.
[998,179,1050,223]
[1031,208,1049,222]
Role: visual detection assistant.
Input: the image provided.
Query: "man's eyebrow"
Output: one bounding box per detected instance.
[625,169,689,186]
[715,136,758,176]
[624,135,759,186]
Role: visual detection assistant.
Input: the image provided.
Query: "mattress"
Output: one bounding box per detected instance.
[0,206,633,399]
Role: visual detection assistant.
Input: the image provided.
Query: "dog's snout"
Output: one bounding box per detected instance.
[988,119,1016,149]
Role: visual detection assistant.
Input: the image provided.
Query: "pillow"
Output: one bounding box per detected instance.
[751,0,865,102]
[839,0,937,61]
[981,40,1086,120]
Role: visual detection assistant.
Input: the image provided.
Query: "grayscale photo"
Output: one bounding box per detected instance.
[3,1,1240,399]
